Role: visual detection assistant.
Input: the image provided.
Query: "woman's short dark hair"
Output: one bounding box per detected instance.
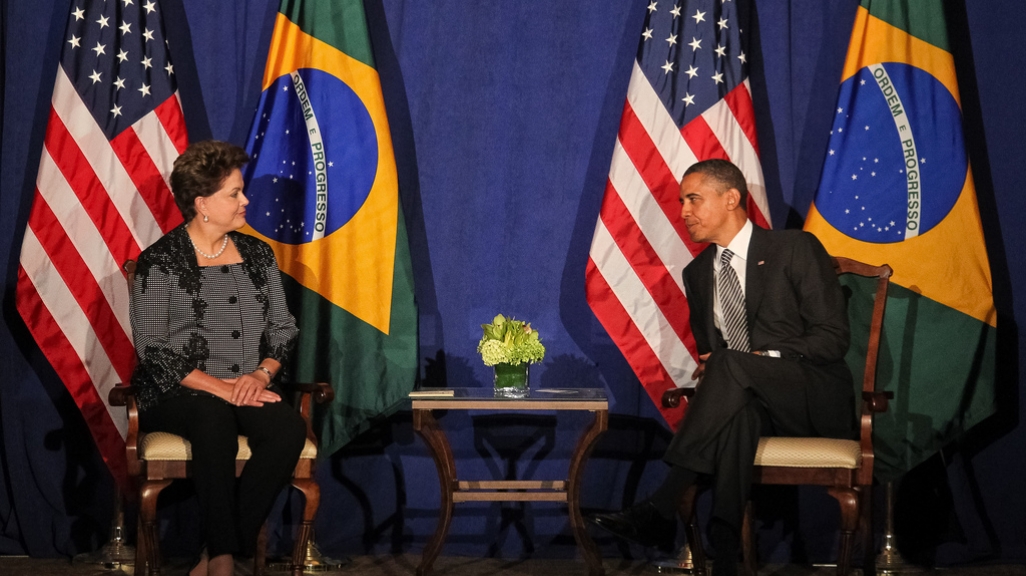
[170,140,250,222]
[682,158,749,207]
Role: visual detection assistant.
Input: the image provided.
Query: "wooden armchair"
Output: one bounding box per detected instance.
[108,260,334,576]
[661,257,894,576]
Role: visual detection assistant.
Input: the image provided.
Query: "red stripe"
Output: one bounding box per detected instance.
[680,115,730,162]
[28,197,137,383]
[585,259,687,430]
[616,102,706,258]
[723,83,760,158]
[110,123,183,234]
[746,196,771,229]
[15,267,129,487]
[43,109,140,267]
[598,180,700,359]
[154,94,188,154]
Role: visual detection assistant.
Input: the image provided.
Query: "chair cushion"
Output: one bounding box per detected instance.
[139,432,317,461]
[753,437,861,469]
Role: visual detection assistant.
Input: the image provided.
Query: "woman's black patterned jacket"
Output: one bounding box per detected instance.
[129,224,298,412]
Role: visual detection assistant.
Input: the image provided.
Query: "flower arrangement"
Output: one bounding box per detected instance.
[477,314,546,366]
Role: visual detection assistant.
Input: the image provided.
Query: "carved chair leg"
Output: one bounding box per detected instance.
[742,499,757,576]
[858,485,875,576]
[255,521,268,576]
[828,487,859,576]
[289,477,320,576]
[677,485,707,576]
[138,479,173,576]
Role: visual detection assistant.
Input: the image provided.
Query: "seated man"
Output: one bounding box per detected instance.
[589,159,855,576]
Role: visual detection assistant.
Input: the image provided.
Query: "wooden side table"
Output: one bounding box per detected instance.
[410,388,609,576]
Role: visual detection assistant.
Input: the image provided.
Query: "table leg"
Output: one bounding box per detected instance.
[412,410,457,576]
[566,409,608,576]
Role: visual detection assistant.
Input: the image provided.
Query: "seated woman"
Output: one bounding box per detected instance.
[130,140,306,576]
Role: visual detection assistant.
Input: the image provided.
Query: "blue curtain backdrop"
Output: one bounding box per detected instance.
[2,0,1023,566]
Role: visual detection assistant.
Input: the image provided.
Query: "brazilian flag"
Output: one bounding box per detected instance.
[243,0,417,455]
[805,0,995,480]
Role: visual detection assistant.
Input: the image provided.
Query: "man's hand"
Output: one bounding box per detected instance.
[691,352,711,382]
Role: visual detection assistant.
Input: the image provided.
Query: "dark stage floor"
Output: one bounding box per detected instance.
[1,554,1024,576]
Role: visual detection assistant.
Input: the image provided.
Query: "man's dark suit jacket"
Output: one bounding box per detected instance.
[682,226,855,439]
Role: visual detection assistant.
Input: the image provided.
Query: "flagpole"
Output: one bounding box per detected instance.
[72,487,135,570]
[651,543,702,574]
[874,480,923,574]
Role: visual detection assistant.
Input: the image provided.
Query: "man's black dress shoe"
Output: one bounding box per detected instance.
[586,501,676,549]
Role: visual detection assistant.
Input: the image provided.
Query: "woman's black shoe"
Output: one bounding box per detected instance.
[586,501,676,549]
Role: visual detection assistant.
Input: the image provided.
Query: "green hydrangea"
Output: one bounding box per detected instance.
[477,314,546,366]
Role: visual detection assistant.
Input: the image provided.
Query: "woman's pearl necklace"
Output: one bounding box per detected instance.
[186,224,229,259]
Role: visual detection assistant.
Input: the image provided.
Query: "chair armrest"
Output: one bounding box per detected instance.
[662,387,696,408]
[292,381,334,404]
[108,384,135,406]
[862,391,893,413]
[108,384,142,476]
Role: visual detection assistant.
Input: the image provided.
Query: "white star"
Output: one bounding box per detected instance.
[845,209,850,214]
[283,85,288,92]
[91,42,106,57]
[165,62,174,75]
[714,44,727,57]
[642,27,653,41]
[851,174,859,180]
[141,56,152,69]
[855,195,859,199]
[738,52,746,64]
[829,149,835,155]
[711,71,724,84]
[89,70,102,84]
[837,107,843,113]
[143,28,155,42]
[117,49,129,63]
[692,9,706,23]
[96,15,110,29]
[120,21,132,34]
[863,157,867,161]
[113,77,126,90]
[685,65,698,78]
[73,7,85,20]
[68,35,81,49]
[123,0,134,5]
[666,34,678,46]
[865,125,870,130]
[682,93,695,106]
[874,158,879,163]
[838,127,843,133]
[661,60,675,74]
[920,157,926,164]
[648,1,657,12]
[717,17,729,30]
[871,172,876,176]
[889,221,896,226]
[329,161,334,167]
[111,104,122,117]
[860,79,866,85]
[689,37,702,51]
[138,83,151,97]
[670,5,682,17]
[144,0,156,13]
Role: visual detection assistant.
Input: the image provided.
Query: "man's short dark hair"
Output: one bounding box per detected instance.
[170,140,250,222]
[683,159,749,208]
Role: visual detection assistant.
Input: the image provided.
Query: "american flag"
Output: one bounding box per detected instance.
[585,0,770,428]
[16,0,186,486]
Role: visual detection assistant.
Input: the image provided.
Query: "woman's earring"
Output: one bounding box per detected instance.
[203,214,209,222]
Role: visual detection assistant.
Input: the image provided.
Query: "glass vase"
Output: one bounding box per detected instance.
[493,362,529,398]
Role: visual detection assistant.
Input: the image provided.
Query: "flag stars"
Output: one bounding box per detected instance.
[123,0,133,5]
[114,77,126,90]
[717,17,729,30]
[837,107,843,114]
[141,56,152,69]
[685,64,698,78]
[89,70,102,83]
[871,171,876,176]
[715,44,727,57]
[829,149,835,155]
[117,49,129,63]
[661,60,675,74]
[648,1,657,12]
[138,83,151,97]
[692,9,706,23]
[689,37,702,51]
[666,34,678,46]
[682,93,695,106]
[92,41,106,57]
[96,15,110,28]
[851,174,858,181]
[165,62,174,75]
[144,0,156,13]
[712,71,724,84]
[845,209,850,214]
[73,7,85,20]
[642,27,654,40]
[68,35,81,49]
[120,21,131,35]
[889,220,896,226]
[920,157,927,164]
[143,28,155,42]
[738,52,746,64]
[111,104,122,117]
[670,4,682,17]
